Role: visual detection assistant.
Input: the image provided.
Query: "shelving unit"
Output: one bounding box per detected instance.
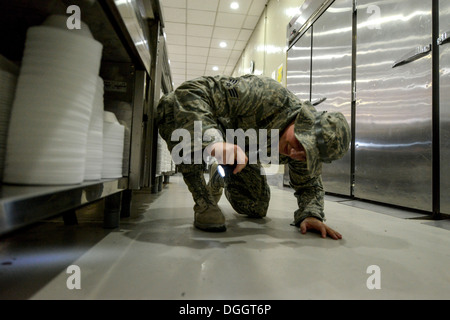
[0,0,173,236]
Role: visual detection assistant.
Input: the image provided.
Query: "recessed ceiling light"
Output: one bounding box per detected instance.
[219,41,227,48]
[212,66,219,71]
[230,2,239,10]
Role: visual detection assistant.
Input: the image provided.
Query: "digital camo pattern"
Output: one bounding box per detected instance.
[286,159,325,225]
[221,163,271,218]
[294,107,351,176]
[157,75,339,224]
[156,74,304,154]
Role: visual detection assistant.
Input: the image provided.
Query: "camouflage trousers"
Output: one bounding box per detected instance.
[178,163,271,218]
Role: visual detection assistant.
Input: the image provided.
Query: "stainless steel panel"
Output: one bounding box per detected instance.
[439,0,450,214]
[287,27,312,102]
[286,28,313,187]
[287,0,333,46]
[283,27,312,186]
[311,0,353,196]
[113,0,152,74]
[355,0,433,211]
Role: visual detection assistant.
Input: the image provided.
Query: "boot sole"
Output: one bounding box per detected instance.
[194,222,227,232]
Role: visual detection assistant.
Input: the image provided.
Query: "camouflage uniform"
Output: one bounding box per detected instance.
[156,74,350,230]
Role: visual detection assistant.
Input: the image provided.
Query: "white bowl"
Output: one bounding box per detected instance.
[27,26,101,53]
[15,75,97,103]
[22,44,102,71]
[20,64,98,87]
[103,111,119,123]
[24,26,102,72]
[42,14,93,38]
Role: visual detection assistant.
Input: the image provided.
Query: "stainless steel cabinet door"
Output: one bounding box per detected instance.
[439,0,450,214]
[287,27,312,102]
[355,0,433,211]
[311,0,353,196]
[286,28,312,186]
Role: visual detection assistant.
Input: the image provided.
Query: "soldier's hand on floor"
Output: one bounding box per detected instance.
[208,142,248,174]
[299,217,342,240]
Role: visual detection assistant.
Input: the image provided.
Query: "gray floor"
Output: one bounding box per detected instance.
[1,174,450,300]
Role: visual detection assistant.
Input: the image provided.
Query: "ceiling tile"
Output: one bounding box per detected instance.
[169,53,186,62]
[161,0,268,89]
[230,50,242,59]
[163,7,186,23]
[171,67,186,74]
[204,67,223,76]
[164,22,187,35]
[170,61,186,69]
[187,71,205,77]
[232,40,247,51]
[160,0,187,9]
[210,38,235,49]
[227,57,239,66]
[187,54,208,63]
[167,44,186,54]
[187,10,216,25]
[215,12,246,28]
[212,27,240,40]
[187,46,209,56]
[187,36,212,47]
[218,0,252,14]
[187,24,214,37]
[248,0,267,16]
[237,29,253,41]
[187,0,219,11]
[242,15,260,29]
[166,34,186,46]
[173,75,187,82]
[209,48,232,58]
[207,56,229,65]
[224,65,235,74]
[187,62,207,71]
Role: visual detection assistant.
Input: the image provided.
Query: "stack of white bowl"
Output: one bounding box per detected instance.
[0,69,18,181]
[102,111,125,179]
[3,15,103,185]
[84,77,104,180]
[156,133,173,176]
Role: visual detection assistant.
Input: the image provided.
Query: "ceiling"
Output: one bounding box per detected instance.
[159,0,268,90]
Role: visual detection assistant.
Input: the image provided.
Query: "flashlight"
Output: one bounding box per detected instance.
[217,163,237,178]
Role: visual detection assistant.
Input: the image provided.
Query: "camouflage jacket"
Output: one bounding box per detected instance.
[157,74,325,225]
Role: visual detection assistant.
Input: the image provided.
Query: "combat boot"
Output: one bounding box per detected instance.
[180,165,226,232]
[207,160,224,204]
[193,199,226,232]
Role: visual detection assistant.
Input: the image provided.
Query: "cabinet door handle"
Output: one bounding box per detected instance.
[437,31,450,46]
[392,44,431,68]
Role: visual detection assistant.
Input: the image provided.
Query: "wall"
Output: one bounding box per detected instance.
[232,0,305,87]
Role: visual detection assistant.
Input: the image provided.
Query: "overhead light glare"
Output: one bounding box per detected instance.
[219,41,227,48]
[230,2,239,10]
[212,66,219,71]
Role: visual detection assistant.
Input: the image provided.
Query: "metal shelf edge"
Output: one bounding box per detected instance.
[0,177,128,236]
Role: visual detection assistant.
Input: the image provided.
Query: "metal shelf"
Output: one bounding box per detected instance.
[0,178,128,236]
[0,0,169,236]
